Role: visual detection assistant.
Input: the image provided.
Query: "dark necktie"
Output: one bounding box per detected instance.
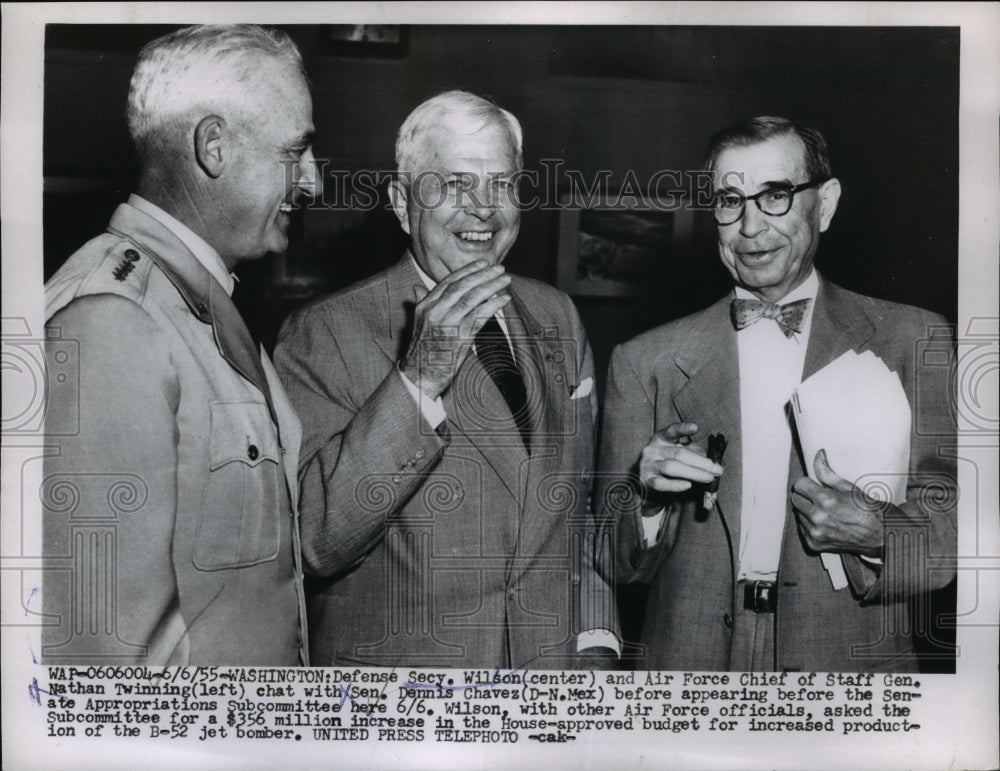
[230,278,263,352]
[731,297,811,338]
[474,316,531,453]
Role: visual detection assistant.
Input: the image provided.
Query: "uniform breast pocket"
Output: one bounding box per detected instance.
[194,401,282,571]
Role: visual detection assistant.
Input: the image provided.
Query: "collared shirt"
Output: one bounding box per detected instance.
[130,194,236,296]
[734,269,818,581]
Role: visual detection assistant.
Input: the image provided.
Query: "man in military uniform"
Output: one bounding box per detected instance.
[42,25,320,665]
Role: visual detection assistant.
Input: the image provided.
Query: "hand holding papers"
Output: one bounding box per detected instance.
[791,350,912,589]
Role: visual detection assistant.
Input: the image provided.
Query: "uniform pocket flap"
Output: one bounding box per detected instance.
[209,401,281,470]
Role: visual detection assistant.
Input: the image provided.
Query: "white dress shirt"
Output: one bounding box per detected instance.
[734,270,818,581]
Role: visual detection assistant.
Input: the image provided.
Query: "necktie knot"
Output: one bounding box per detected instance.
[731,297,811,338]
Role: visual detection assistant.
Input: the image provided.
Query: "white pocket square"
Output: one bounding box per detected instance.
[570,377,593,399]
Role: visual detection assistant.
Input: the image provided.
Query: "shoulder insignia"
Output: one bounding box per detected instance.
[112,248,142,282]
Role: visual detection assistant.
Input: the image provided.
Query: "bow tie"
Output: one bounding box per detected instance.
[731,297,811,338]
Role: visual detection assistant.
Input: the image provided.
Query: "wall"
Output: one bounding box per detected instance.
[42,23,959,667]
[44,25,958,377]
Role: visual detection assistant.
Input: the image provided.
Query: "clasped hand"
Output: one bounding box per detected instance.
[399,261,511,400]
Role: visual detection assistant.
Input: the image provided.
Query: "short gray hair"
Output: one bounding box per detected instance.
[705,115,833,181]
[126,24,305,157]
[395,90,523,175]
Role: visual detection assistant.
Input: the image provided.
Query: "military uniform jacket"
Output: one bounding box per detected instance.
[275,256,617,669]
[598,278,956,672]
[43,202,309,666]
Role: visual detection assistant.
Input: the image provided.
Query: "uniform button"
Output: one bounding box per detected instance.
[415,449,425,460]
[247,444,259,460]
[392,474,402,484]
[124,248,140,261]
[723,613,732,629]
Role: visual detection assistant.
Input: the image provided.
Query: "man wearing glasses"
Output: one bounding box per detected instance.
[597,116,955,672]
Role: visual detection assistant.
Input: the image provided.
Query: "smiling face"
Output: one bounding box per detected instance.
[392,122,520,282]
[215,60,318,266]
[713,133,840,302]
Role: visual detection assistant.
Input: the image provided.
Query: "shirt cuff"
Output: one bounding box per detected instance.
[642,507,666,546]
[577,629,622,656]
[859,554,884,567]
[397,366,446,429]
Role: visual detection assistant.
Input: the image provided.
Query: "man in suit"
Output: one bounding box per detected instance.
[598,116,956,672]
[42,25,319,664]
[275,90,618,669]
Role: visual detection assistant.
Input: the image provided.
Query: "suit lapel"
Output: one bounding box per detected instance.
[671,293,743,552]
[508,291,567,451]
[374,257,417,364]
[501,291,572,569]
[446,353,528,504]
[802,279,877,380]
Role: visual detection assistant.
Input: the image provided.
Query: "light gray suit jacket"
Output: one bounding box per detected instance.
[597,277,956,671]
[275,256,617,668]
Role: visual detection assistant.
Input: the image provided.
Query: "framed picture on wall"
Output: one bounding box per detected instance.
[556,192,692,297]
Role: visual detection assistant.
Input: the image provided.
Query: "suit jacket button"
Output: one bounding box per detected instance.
[415,449,425,460]
[570,572,581,585]
[723,612,732,629]
[507,587,516,600]
[392,474,402,484]
[247,444,259,461]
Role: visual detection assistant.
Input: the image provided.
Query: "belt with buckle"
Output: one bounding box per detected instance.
[742,579,777,613]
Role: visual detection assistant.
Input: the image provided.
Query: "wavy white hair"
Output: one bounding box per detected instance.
[395,90,523,176]
[126,24,305,157]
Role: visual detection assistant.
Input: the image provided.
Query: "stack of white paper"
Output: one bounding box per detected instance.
[791,350,911,589]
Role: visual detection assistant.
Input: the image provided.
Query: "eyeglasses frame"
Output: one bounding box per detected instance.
[712,177,831,225]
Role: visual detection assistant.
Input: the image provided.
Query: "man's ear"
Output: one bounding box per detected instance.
[388,179,411,235]
[194,116,226,179]
[818,177,841,232]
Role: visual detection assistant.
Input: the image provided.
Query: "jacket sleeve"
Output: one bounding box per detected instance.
[43,295,181,663]
[845,314,958,604]
[273,305,448,577]
[596,342,684,587]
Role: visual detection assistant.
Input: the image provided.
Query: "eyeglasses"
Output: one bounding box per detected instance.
[712,178,829,225]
